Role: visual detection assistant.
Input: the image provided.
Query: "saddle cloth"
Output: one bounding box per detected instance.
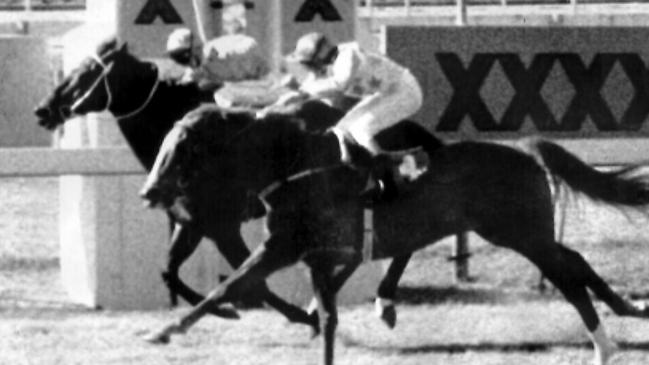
[213,78,290,109]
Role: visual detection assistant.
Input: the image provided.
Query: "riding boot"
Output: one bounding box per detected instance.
[342,136,374,170]
[361,156,398,204]
[374,156,398,203]
[332,130,399,202]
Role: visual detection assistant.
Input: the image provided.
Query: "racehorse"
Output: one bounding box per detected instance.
[33,37,318,326]
[32,37,416,331]
[139,105,649,365]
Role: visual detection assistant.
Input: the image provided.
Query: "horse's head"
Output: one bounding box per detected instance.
[34,37,141,129]
[139,107,252,222]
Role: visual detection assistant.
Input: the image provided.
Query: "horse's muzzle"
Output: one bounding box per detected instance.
[34,106,56,130]
[34,105,67,130]
[139,185,169,209]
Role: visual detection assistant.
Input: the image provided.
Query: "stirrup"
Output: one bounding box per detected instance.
[361,177,398,203]
[360,178,384,202]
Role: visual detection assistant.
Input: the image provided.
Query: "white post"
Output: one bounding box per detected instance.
[456,0,467,26]
[454,0,470,282]
[405,0,412,16]
[192,0,219,42]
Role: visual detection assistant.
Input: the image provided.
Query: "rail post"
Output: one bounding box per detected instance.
[454,0,471,283]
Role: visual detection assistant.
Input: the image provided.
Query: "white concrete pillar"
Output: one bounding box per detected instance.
[58,0,206,309]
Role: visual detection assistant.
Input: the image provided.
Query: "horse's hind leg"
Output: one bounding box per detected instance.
[144,234,299,344]
[305,260,361,338]
[557,245,649,318]
[308,260,357,365]
[305,255,409,330]
[375,253,412,329]
[526,244,618,365]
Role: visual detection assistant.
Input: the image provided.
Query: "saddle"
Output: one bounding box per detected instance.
[212,90,435,205]
[360,148,430,204]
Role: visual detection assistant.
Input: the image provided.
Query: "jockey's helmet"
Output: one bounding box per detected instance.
[166,28,194,66]
[223,3,247,35]
[289,32,335,69]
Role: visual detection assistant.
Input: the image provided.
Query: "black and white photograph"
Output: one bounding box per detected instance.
[4,0,649,364]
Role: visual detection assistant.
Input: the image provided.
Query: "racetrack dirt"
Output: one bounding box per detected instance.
[3,177,649,364]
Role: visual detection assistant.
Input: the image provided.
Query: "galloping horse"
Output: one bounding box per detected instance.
[33,37,416,331]
[33,37,318,327]
[140,106,649,365]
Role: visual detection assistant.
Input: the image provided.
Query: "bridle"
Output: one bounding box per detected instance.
[70,52,160,120]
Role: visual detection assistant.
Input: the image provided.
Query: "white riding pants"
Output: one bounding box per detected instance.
[332,70,423,155]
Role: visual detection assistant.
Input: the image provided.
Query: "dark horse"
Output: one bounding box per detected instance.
[140,106,649,365]
[33,38,416,330]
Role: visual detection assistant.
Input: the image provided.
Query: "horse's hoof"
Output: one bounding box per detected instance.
[632,300,649,317]
[380,305,397,329]
[375,298,397,329]
[308,311,321,339]
[207,305,241,320]
[142,331,171,345]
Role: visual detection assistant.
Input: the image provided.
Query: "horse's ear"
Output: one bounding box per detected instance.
[95,35,119,56]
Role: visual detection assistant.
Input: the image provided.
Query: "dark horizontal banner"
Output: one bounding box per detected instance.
[386,27,649,139]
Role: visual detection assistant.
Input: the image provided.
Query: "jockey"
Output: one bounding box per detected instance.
[165,10,271,106]
[165,27,202,79]
[281,32,425,167]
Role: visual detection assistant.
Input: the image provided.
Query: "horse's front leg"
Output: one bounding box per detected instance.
[163,222,202,304]
[143,234,298,344]
[163,223,240,319]
[309,263,344,365]
[208,222,318,331]
[306,260,361,338]
[375,253,412,329]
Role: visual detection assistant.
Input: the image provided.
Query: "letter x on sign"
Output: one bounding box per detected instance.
[435,52,649,132]
[295,0,343,22]
[210,1,255,9]
[212,0,343,22]
[135,0,257,25]
[135,0,183,24]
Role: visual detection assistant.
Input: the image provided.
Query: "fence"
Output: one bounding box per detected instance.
[0,0,84,11]
[0,147,140,177]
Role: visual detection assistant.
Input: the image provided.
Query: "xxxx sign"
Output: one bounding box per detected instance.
[386,27,649,139]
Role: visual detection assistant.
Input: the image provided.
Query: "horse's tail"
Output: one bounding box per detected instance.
[520,138,649,206]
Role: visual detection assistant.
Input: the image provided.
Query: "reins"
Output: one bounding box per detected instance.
[71,52,160,120]
[258,164,342,198]
[114,74,160,120]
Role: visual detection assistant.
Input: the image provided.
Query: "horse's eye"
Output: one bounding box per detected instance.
[177,177,189,189]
